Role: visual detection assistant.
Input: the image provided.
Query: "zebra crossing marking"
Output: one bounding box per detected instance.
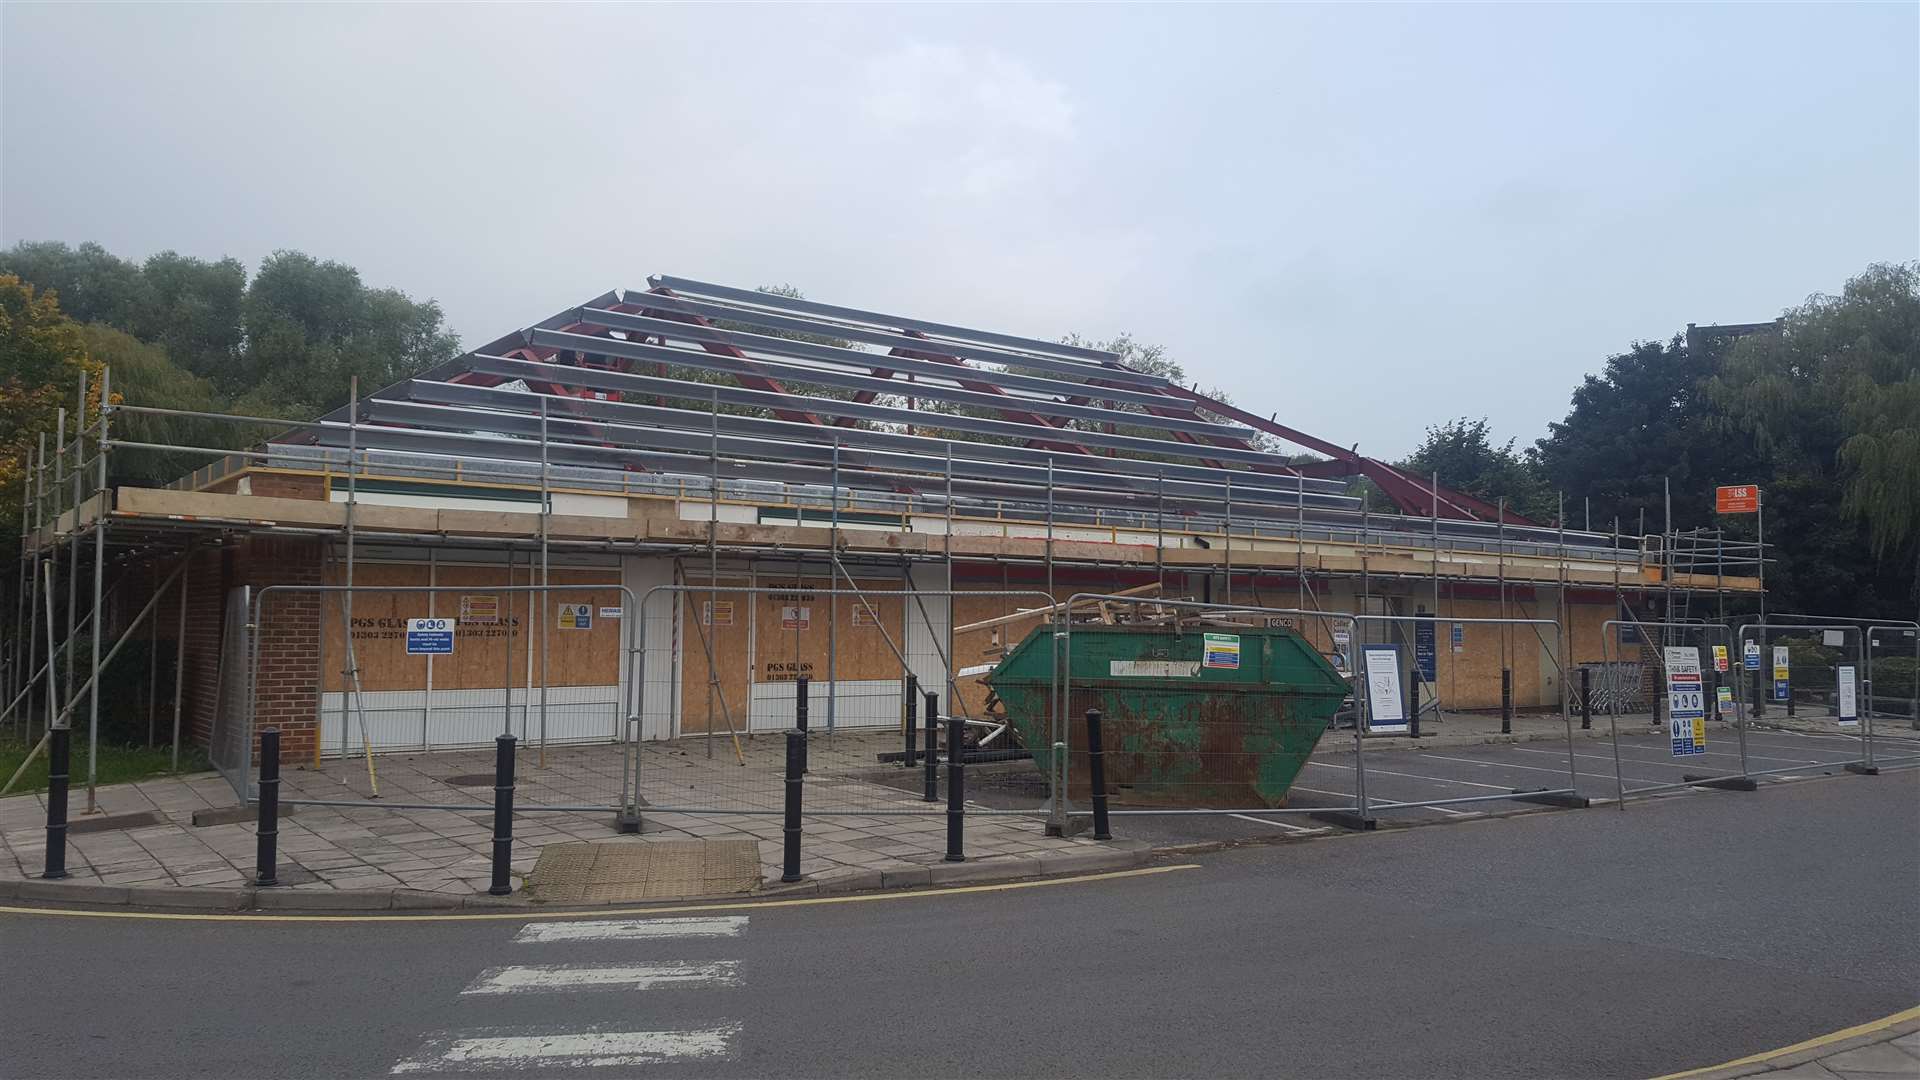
[511,916,748,943]
[462,961,742,995]
[392,1023,742,1073]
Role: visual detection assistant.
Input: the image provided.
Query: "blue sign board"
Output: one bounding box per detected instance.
[405,617,455,655]
[1773,679,1789,702]
[1414,619,1437,682]
[1743,642,1762,671]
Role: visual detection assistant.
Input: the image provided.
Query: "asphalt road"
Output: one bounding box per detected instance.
[3,769,1916,1080]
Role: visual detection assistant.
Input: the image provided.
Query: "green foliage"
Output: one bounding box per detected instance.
[1710,263,1920,572]
[1532,336,1768,535]
[1400,418,1555,521]
[0,275,100,533]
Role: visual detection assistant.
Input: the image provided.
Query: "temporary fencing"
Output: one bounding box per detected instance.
[1602,619,1749,801]
[629,583,1061,819]
[237,583,641,813]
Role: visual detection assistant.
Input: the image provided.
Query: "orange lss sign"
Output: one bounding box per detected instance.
[1715,485,1760,514]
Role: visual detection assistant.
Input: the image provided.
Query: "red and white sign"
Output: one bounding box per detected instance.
[780,606,811,631]
[1715,485,1760,514]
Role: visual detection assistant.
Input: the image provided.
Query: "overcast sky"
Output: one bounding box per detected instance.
[3,3,1914,457]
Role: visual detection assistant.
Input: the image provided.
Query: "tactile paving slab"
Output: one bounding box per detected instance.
[526,839,762,902]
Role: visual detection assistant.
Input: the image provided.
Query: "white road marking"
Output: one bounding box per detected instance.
[1305,760,1512,791]
[393,1023,741,1073]
[512,916,748,944]
[1408,751,1664,786]
[462,961,742,996]
[1227,814,1325,834]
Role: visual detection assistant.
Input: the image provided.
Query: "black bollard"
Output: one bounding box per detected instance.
[1753,666,1767,719]
[1409,666,1422,740]
[42,726,69,880]
[1501,668,1513,735]
[781,729,803,883]
[255,728,281,887]
[922,690,939,802]
[903,674,919,769]
[1580,667,1593,731]
[489,733,516,897]
[795,675,810,775]
[1786,676,1795,718]
[944,713,965,862]
[1706,667,1720,723]
[1086,709,1111,840]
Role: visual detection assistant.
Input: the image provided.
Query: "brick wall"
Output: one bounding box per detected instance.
[240,537,325,762]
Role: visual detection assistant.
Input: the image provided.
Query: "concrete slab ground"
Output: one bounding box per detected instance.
[0,730,1132,905]
[1,718,1908,908]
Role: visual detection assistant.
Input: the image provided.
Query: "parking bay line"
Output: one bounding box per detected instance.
[1305,761,1513,791]
[1289,782,1479,817]
[1225,814,1327,833]
[1399,751,1669,787]
[462,961,742,996]
[1508,743,1847,770]
[392,1023,741,1073]
[512,916,747,944]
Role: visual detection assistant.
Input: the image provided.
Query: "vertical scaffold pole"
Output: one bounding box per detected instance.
[85,366,108,812]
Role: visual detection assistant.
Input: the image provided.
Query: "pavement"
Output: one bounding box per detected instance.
[1,715,1912,909]
[1668,1010,1920,1080]
[0,768,1913,1079]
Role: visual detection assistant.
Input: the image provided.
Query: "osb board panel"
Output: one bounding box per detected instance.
[315,561,622,693]
[678,577,906,735]
[526,839,761,902]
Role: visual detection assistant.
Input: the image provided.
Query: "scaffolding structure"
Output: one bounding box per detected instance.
[2,276,1779,800]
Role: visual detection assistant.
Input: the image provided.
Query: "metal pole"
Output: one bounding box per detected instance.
[1045,457,1055,601]
[1497,497,1508,679]
[1756,492,1767,624]
[1155,473,1166,595]
[342,376,377,794]
[171,549,189,771]
[828,437,838,735]
[85,366,108,811]
[708,388,718,758]
[1224,471,1233,607]
[539,396,549,768]
[1297,473,1306,610]
[945,441,955,714]
[59,404,75,719]
[503,548,515,736]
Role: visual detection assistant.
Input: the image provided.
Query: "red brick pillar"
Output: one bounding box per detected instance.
[241,537,326,763]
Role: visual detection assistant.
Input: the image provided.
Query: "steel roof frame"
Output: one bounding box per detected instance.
[458,354,1306,471]
[359,397,1360,513]
[285,275,1544,528]
[574,306,1197,412]
[395,379,1353,498]
[523,326,1252,439]
[615,286,1170,388]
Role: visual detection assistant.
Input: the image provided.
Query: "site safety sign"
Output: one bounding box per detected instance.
[1362,644,1407,734]
[1744,642,1761,671]
[557,603,592,630]
[1837,666,1858,727]
[1715,485,1760,514]
[1773,646,1790,701]
[405,617,455,655]
[1711,645,1729,672]
[1202,633,1241,670]
[1664,646,1706,756]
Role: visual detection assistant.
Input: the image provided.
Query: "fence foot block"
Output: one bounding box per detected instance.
[1309,811,1377,831]
[1682,774,1758,791]
[1510,789,1590,808]
[612,809,644,834]
[1844,763,1881,776]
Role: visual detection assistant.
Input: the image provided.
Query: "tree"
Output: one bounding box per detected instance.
[1532,336,1768,536]
[1710,262,1920,607]
[1401,418,1553,521]
[0,276,100,535]
[232,251,461,415]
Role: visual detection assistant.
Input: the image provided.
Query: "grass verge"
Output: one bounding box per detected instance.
[0,736,212,796]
